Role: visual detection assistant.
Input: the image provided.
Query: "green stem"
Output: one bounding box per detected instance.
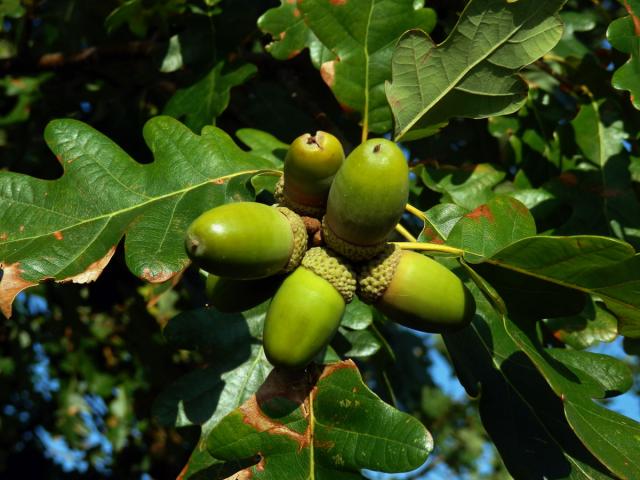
[405,203,427,222]
[395,224,417,242]
[393,242,464,256]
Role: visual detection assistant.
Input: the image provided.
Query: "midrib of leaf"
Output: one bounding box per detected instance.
[1,169,274,246]
[361,0,375,143]
[396,6,542,140]
[309,384,316,480]
[483,252,638,313]
[468,321,605,478]
[566,394,638,475]
[154,192,185,256]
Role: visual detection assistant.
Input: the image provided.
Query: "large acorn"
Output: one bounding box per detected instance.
[275,131,345,217]
[263,247,356,369]
[323,138,409,261]
[358,245,475,333]
[185,202,307,279]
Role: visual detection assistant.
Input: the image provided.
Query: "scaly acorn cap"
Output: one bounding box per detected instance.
[301,247,356,303]
[357,244,402,303]
[322,216,387,262]
[358,245,476,333]
[277,206,308,273]
[274,176,325,218]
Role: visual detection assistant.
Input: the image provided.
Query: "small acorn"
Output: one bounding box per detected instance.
[275,131,345,217]
[323,138,409,261]
[205,273,283,313]
[358,245,475,333]
[263,247,356,370]
[185,202,307,279]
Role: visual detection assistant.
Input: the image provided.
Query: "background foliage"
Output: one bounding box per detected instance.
[1,0,639,478]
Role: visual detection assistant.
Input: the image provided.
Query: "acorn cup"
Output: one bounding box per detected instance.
[205,273,283,313]
[358,245,476,333]
[184,202,307,279]
[323,138,409,261]
[263,247,356,370]
[275,131,345,217]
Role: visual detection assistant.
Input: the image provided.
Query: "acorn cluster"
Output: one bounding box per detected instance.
[184,131,475,370]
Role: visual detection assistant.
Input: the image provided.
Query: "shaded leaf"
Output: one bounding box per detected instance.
[164,62,257,133]
[207,360,433,479]
[544,299,618,350]
[607,1,640,110]
[340,297,373,330]
[553,10,598,59]
[259,0,436,134]
[418,163,506,210]
[443,268,616,479]
[0,117,274,318]
[478,236,640,337]
[335,327,382,358]
[154,305,272,478]
[505,316,640,478]
[387,0,566,141]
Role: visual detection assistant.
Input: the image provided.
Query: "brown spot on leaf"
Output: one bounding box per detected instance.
[624,1,640,35]
[141,267,178,284]
[0,233,7,241]
[558,172,578,187]
[293,7,300,17]
[53,231,64,240]
[19,225,24,232]
[330,0,347,4]
[279,31,286,40]
[318,359,357,381]
[465,204,494,223]
[212,178,226,185]
[61,246,116,284]
[0,262,38,318]
[320,60,337,88]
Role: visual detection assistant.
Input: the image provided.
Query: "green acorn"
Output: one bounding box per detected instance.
[205,273,283,313]
[358,245,475,333]
[263,247,356,370]
[185,202,307,279]
[323,139,409,261]
[275,131,345,217]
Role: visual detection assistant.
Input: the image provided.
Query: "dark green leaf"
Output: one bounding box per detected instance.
[340,297,373,330]
[504,315,640,478]
[259,0,436,134]
[419,163,506,210]
[154,305,271,449]
[163,62,257,133]
[387,0,566,140]
[0,117,274,318]
[206,360,433,478]
[479,236,640,337]
[443,271,615,479]
[607,2,640,110]
[335,328,382,358]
